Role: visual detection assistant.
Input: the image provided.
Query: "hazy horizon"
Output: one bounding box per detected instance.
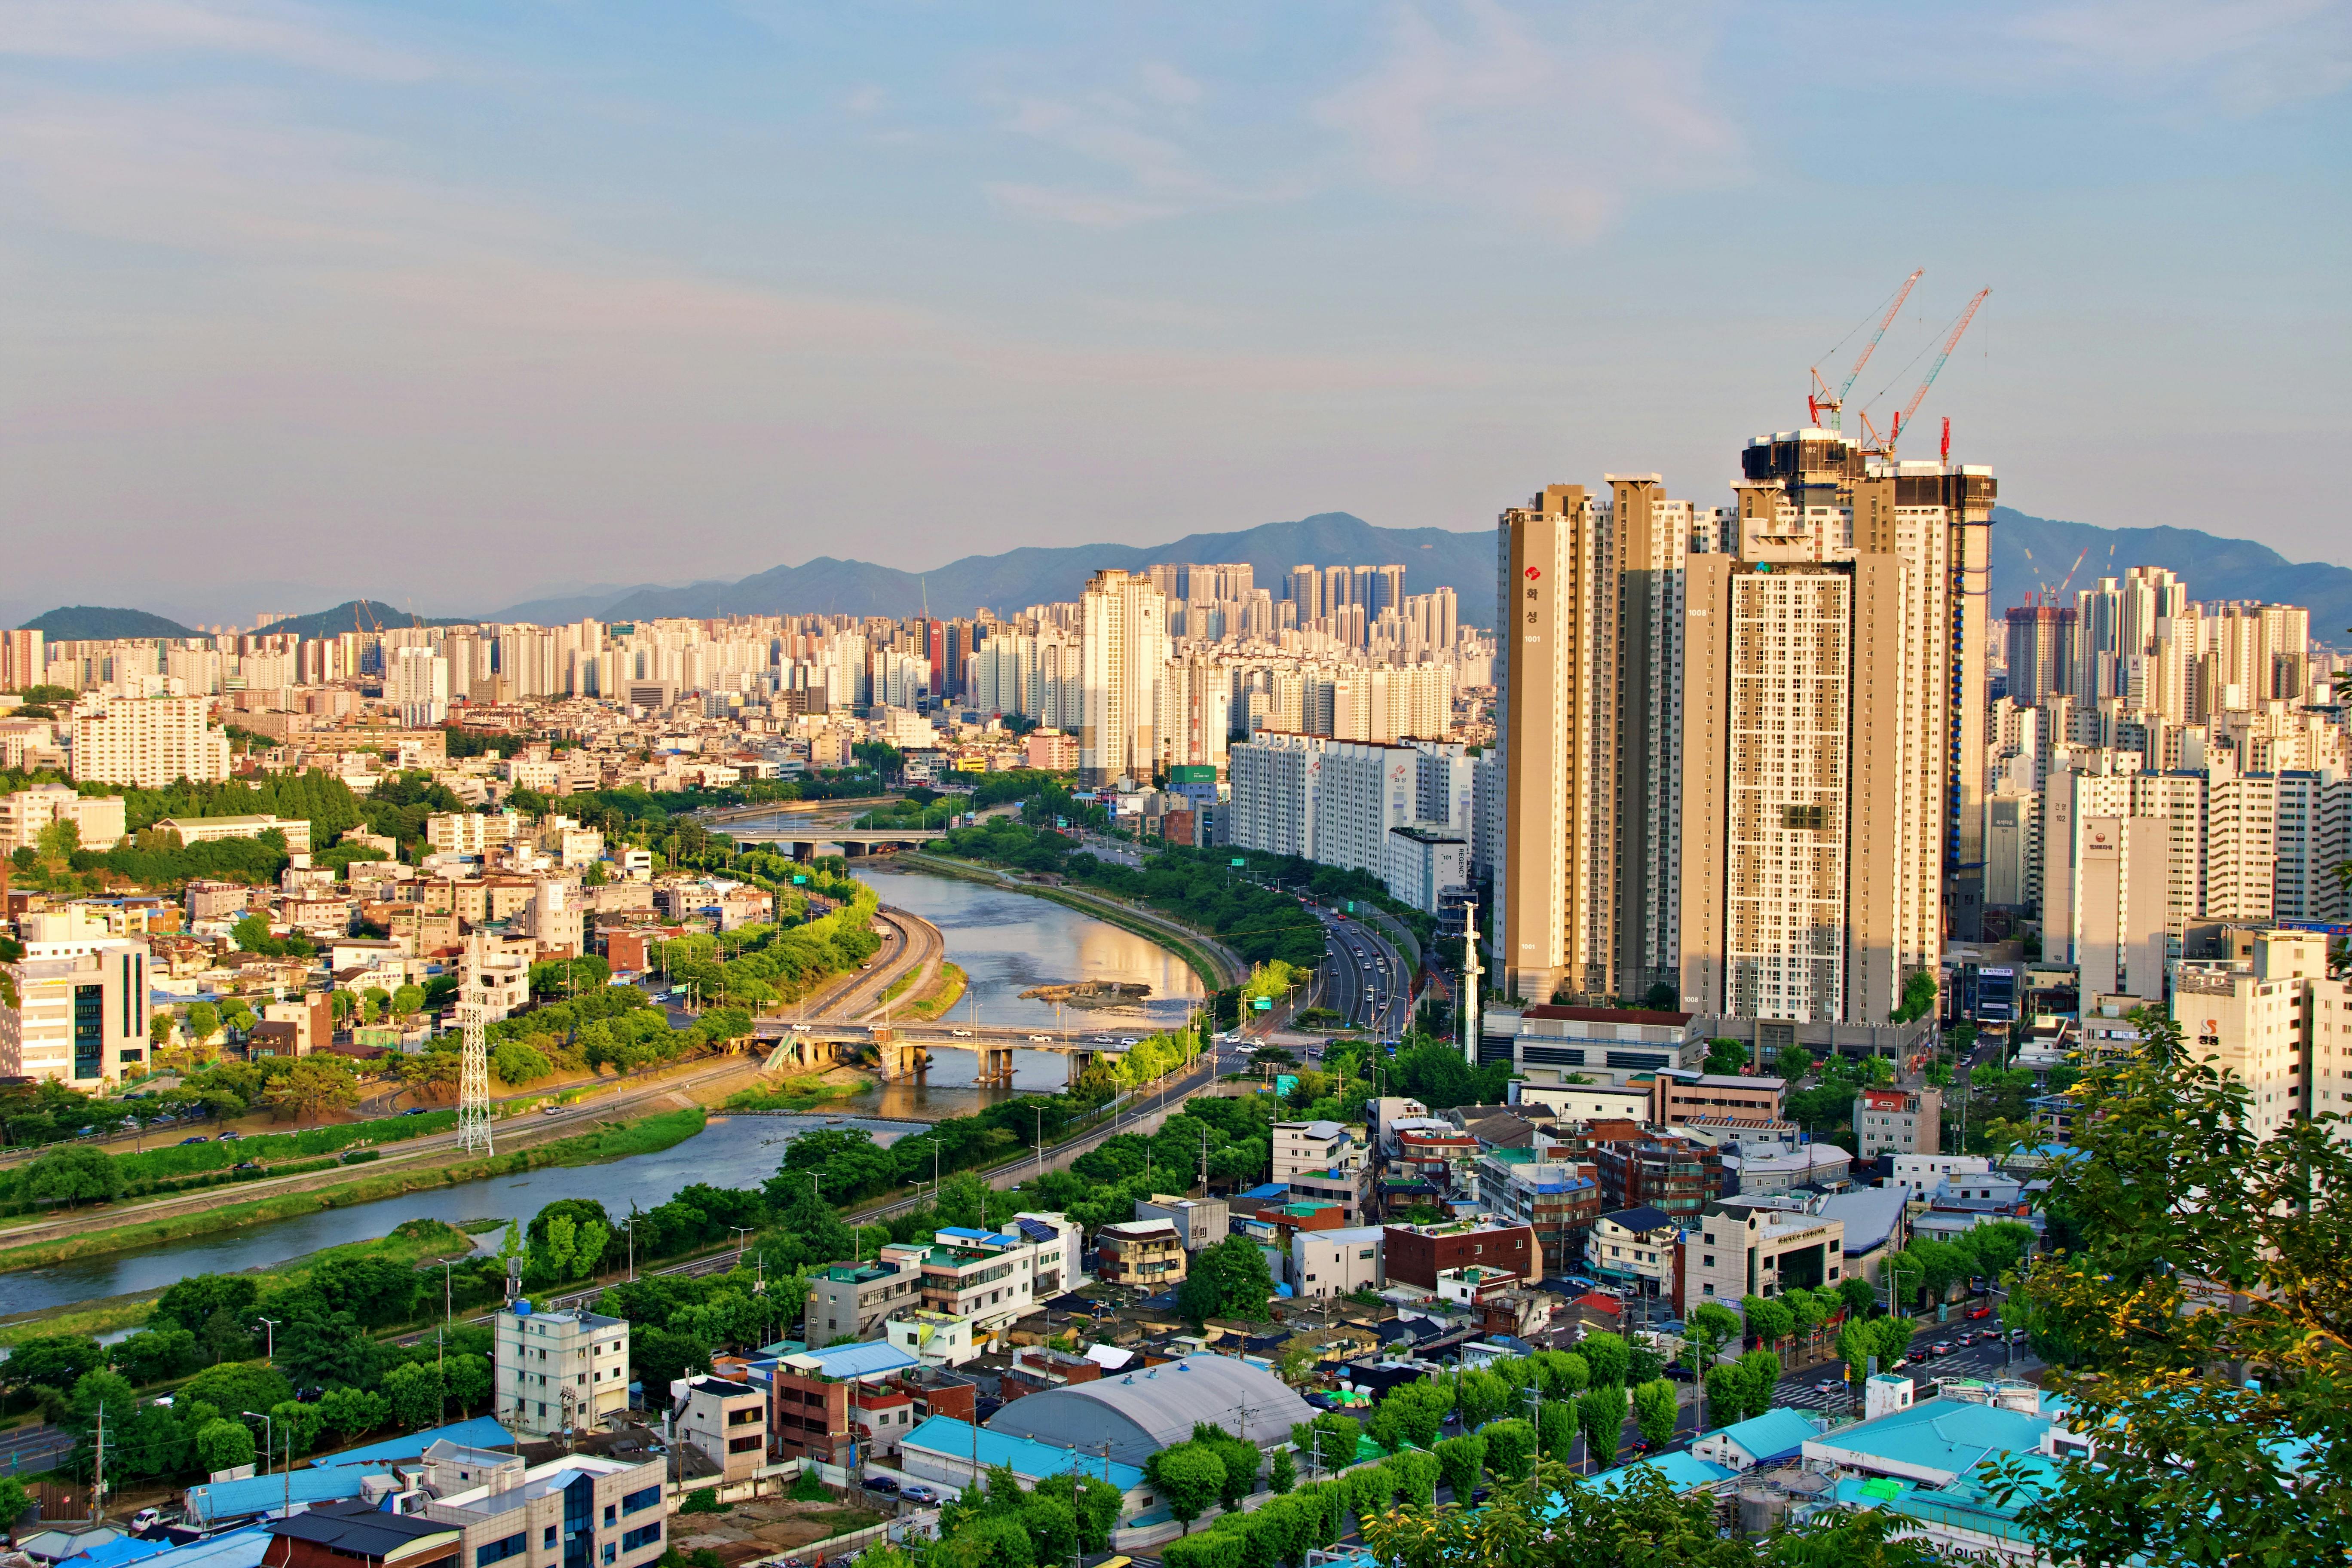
[4,1,2346,626]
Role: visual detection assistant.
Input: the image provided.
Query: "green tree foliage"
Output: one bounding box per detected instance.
[1577,1384,1628,1471]
[1983,1005,2352,1565]
[111,1327,204,1385]
[381,1360,444,1431]
[1632,1378,1679,1452]
[1267,1446,1295,1495]
[1452,1366,1513,1430]
[1734,1350,1782,1422]
[1739,1294,1793,1348]
[1189,1422,1262,1512]
[179,1362,294,1423]
[1146,1443,1227,1533]
[1482,1417,1535,1482]
[1837,1315,1915,1389]
[193,1418,255,1474]
[4,1334,103,1394]
[1366,1379,1452,1453]
[1578,1330,1630,1388]
[1433,1433,1485,1499]
[1703,1038,1750,1075]
[1537,1399,1577,1461]
[23,1145,122,1205]
[1176,1235,1278,1325]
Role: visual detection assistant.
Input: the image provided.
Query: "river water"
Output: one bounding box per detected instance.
[0,867,1199,1319]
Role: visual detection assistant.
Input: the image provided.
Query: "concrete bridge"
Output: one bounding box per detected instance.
[722,827,947,858]
[755,1019,1158,1086]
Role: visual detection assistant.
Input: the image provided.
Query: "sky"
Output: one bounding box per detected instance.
[1,0,2346,625]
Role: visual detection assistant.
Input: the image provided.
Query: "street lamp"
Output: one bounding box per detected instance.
[256,1317,279,1367]
[241,1411,286,1519]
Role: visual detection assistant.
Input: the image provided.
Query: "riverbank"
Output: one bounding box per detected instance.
[0,1107,709,1283]
[0,1220,482,1349]
[897,851,1243,989]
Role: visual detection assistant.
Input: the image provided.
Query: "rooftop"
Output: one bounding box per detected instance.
[779,1339,922,1382]
[900,1415,1146,1491]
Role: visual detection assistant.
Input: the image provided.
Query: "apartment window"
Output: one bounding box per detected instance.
[602,1547,616,1565]
[542,1528,558,1550]
[477,1536,527,1567]
[622,1487,661,1516]
[603,1504,616,1527]
[621,1525,662,1554]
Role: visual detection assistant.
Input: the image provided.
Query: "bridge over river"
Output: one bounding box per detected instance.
[755,1018,1158,1085]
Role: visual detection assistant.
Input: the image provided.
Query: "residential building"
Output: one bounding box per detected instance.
[492,1304,631,1437]
[1589,1206,1681,1293]
[1134,1193,1230,1251]
[1653,1072,1786,1127]
[1592,1133,1723,1220]
[1290,1224,1385,1299]
[677,1376,767,1483]
[1381,1216,1540,1290]
[885,1309,980,1368]
[1096,1219,1186,1289]
[1283,1161,1372,1225]
[806,1257,922,1343]
[1476,1147,1603,1273]
[1852,1086,1942,1159]
[1678,1198,1845,1309]
[874,1218,1075,1335]
[1886,1155,1993,1197]
[1078,569,1167,786]
[761,1340,925,1467]
[0,915,150,1085]
[1725,1143,1851,1196]
[69,693,231,787]
[0,785,126,853]
[415,1449,668,1568]
[1273,1119,1356,1181]
[2174,928,2331,1140]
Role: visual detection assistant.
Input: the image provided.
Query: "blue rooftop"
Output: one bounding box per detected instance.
[1236,1182,1289,1201]
[1700,1407,1821,1465]
[900,1416,1146,1493]
[317,1416,518,1468]
[1586,1451,1736,1496]
[100,1531,271,1568]
[787,1340,921,1381]
[1805,1395,2058,1484]
[184,1465,372,1525]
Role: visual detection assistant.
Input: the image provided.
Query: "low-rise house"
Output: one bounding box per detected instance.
[1589,1206,1681,1293]
[493,1303,630,1437]
[1290,1224,1385,1300]
[1133,1193,1230,1250]
[806,1257,922,1343]
[897,1418,1157,1519]
[677,1376,767,1483]
[1096,1219,1186,1289]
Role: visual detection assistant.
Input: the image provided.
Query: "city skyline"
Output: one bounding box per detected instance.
[3,1,2346,623]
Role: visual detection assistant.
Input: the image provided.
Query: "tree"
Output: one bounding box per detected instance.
[318,1386,392,1441]
[1890,969,1938,1023]
[112,1327,203,1385]
[1146,1444,1225,1533]
[1267,1446,1295,1495]
[194,1418,256,1474]
[0,1476,29,1529]
[1838,1315,1913,1390]
[1703,1038,1749,1075]
[1835,1276,1875,1320]
[446,1353,493,1415]
[186,999,221,1043]
[391,983,425,1020]
[4,1334,102,1394]
[1433,1433,1484,1499]
[1453,1366,1513,1430]
[1177,1235,1277,1324]
[1782,1286,1829,1355]
[1735,1350,1781,1422]
[1577,1384,1629,1472]
[1982,1004,2352,1565]
[382,1360,445,1431]
[1367,1379,1451,1453]
[179,1362,292,1420]
[270,1057,359,1124]
[1740,1294,1794,1349]
[1632,1378,1678,1452]
[24,1145,121,1206]
[154,1275,260,1339]
[1578,1329,1629,1388]
[149,1009,177,1050]
[1190,1423,1260,1513]
[1482,1417,1534,1482]
[1705,1366,1746,1433]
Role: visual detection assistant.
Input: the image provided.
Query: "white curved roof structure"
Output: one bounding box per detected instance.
[983,1354,1316,1465]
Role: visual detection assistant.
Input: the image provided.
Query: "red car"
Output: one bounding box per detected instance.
[1967,1305,1994,1320]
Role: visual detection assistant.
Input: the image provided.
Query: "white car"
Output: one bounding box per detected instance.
[1028,1033,1052,1043]
[949,1029,973,1038]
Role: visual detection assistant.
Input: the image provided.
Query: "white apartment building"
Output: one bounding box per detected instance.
[2274,769,2349,923]
[390,646,451,729]
[428,810,527,858]
[1290,1225,1385,1299]
[2174,930,2332,1142]
[1229,733,1472,891]
[874,1213,1079,1335]
[69,693,230,787]
[1274,1120,1357,1182]
[1684,1199,1846,1307]
[1886,1155,1993,1197]
[493,1303,632,1436]
[0,914,152,1085]
[0,786,126,853]
[1079,569,1168,786]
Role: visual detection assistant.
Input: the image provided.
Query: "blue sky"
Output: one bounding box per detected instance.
[1,0,2346,622]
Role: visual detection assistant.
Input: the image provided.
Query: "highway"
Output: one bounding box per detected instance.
[1315,904,1407,1040]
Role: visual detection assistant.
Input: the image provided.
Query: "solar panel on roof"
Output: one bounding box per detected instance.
[1015,1218,1057,1243]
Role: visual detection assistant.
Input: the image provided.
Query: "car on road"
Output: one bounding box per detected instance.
[1930,1341,1954,1357]
[1120,1038,1137,1045]
[233,1161,262,1173]
[861,1476,900,1494]
[403,1106,429,1115]
[1967,1304,1994,1319]
[216,1130,241,1141]
[178,1136,208,1146]
[1028,1034,1052,1043]
[900,1485,937,1504]
[1094,1035,1115,1044]
[949,1029,973,1038]
[542,1105,563,1115]
[1814,1379,1842,1393]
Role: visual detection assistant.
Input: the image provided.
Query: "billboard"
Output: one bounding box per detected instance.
[1169,764,1218,784]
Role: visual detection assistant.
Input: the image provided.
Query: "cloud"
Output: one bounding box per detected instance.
[0,0,436,80]
[2005,0,2352,111]
[1139,61,1203,106]
[1313,0,1743,241]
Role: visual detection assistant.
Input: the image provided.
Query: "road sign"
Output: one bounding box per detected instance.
[792,874,807,884]
[1253,997,1273,1011]
[1230,857,1245,867]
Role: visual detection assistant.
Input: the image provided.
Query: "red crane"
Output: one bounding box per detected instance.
[1862,287,1990,456]
[1809,269,1922,432]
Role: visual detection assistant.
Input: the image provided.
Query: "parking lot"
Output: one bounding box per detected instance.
[1775,1320,2038,1414]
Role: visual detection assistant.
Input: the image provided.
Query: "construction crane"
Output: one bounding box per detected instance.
[1809,269,1922,432]
[1861,287,1991,456]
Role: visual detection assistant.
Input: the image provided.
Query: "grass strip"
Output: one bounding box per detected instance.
[894,962,968,1022]
[0,1109,707,1278]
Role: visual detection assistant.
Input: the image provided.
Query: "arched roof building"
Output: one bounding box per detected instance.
[983,1354,1316,1466]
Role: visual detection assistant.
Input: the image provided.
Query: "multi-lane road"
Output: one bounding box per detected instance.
[1314,905,1408,1039]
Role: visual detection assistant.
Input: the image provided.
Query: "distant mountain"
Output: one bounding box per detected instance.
[262,600,480,642]
[20,605,198,640]
[1989,508,2352,645]
[505,511,1507,627]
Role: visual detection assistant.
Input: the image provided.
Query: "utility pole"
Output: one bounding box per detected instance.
[91,1403,102,1521]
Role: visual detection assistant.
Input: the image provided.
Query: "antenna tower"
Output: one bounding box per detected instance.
[457,992,494,1155]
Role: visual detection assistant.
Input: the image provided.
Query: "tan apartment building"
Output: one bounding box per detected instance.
[1096,1219,1186,1288]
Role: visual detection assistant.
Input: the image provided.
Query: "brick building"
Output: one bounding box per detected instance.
[1593,1134,1723,1221]
[1381,1217,1539,1290]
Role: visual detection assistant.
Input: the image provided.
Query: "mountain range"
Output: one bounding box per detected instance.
[19,508,2352,648]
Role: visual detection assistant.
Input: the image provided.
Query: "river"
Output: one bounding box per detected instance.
[0,865,1200,1319]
